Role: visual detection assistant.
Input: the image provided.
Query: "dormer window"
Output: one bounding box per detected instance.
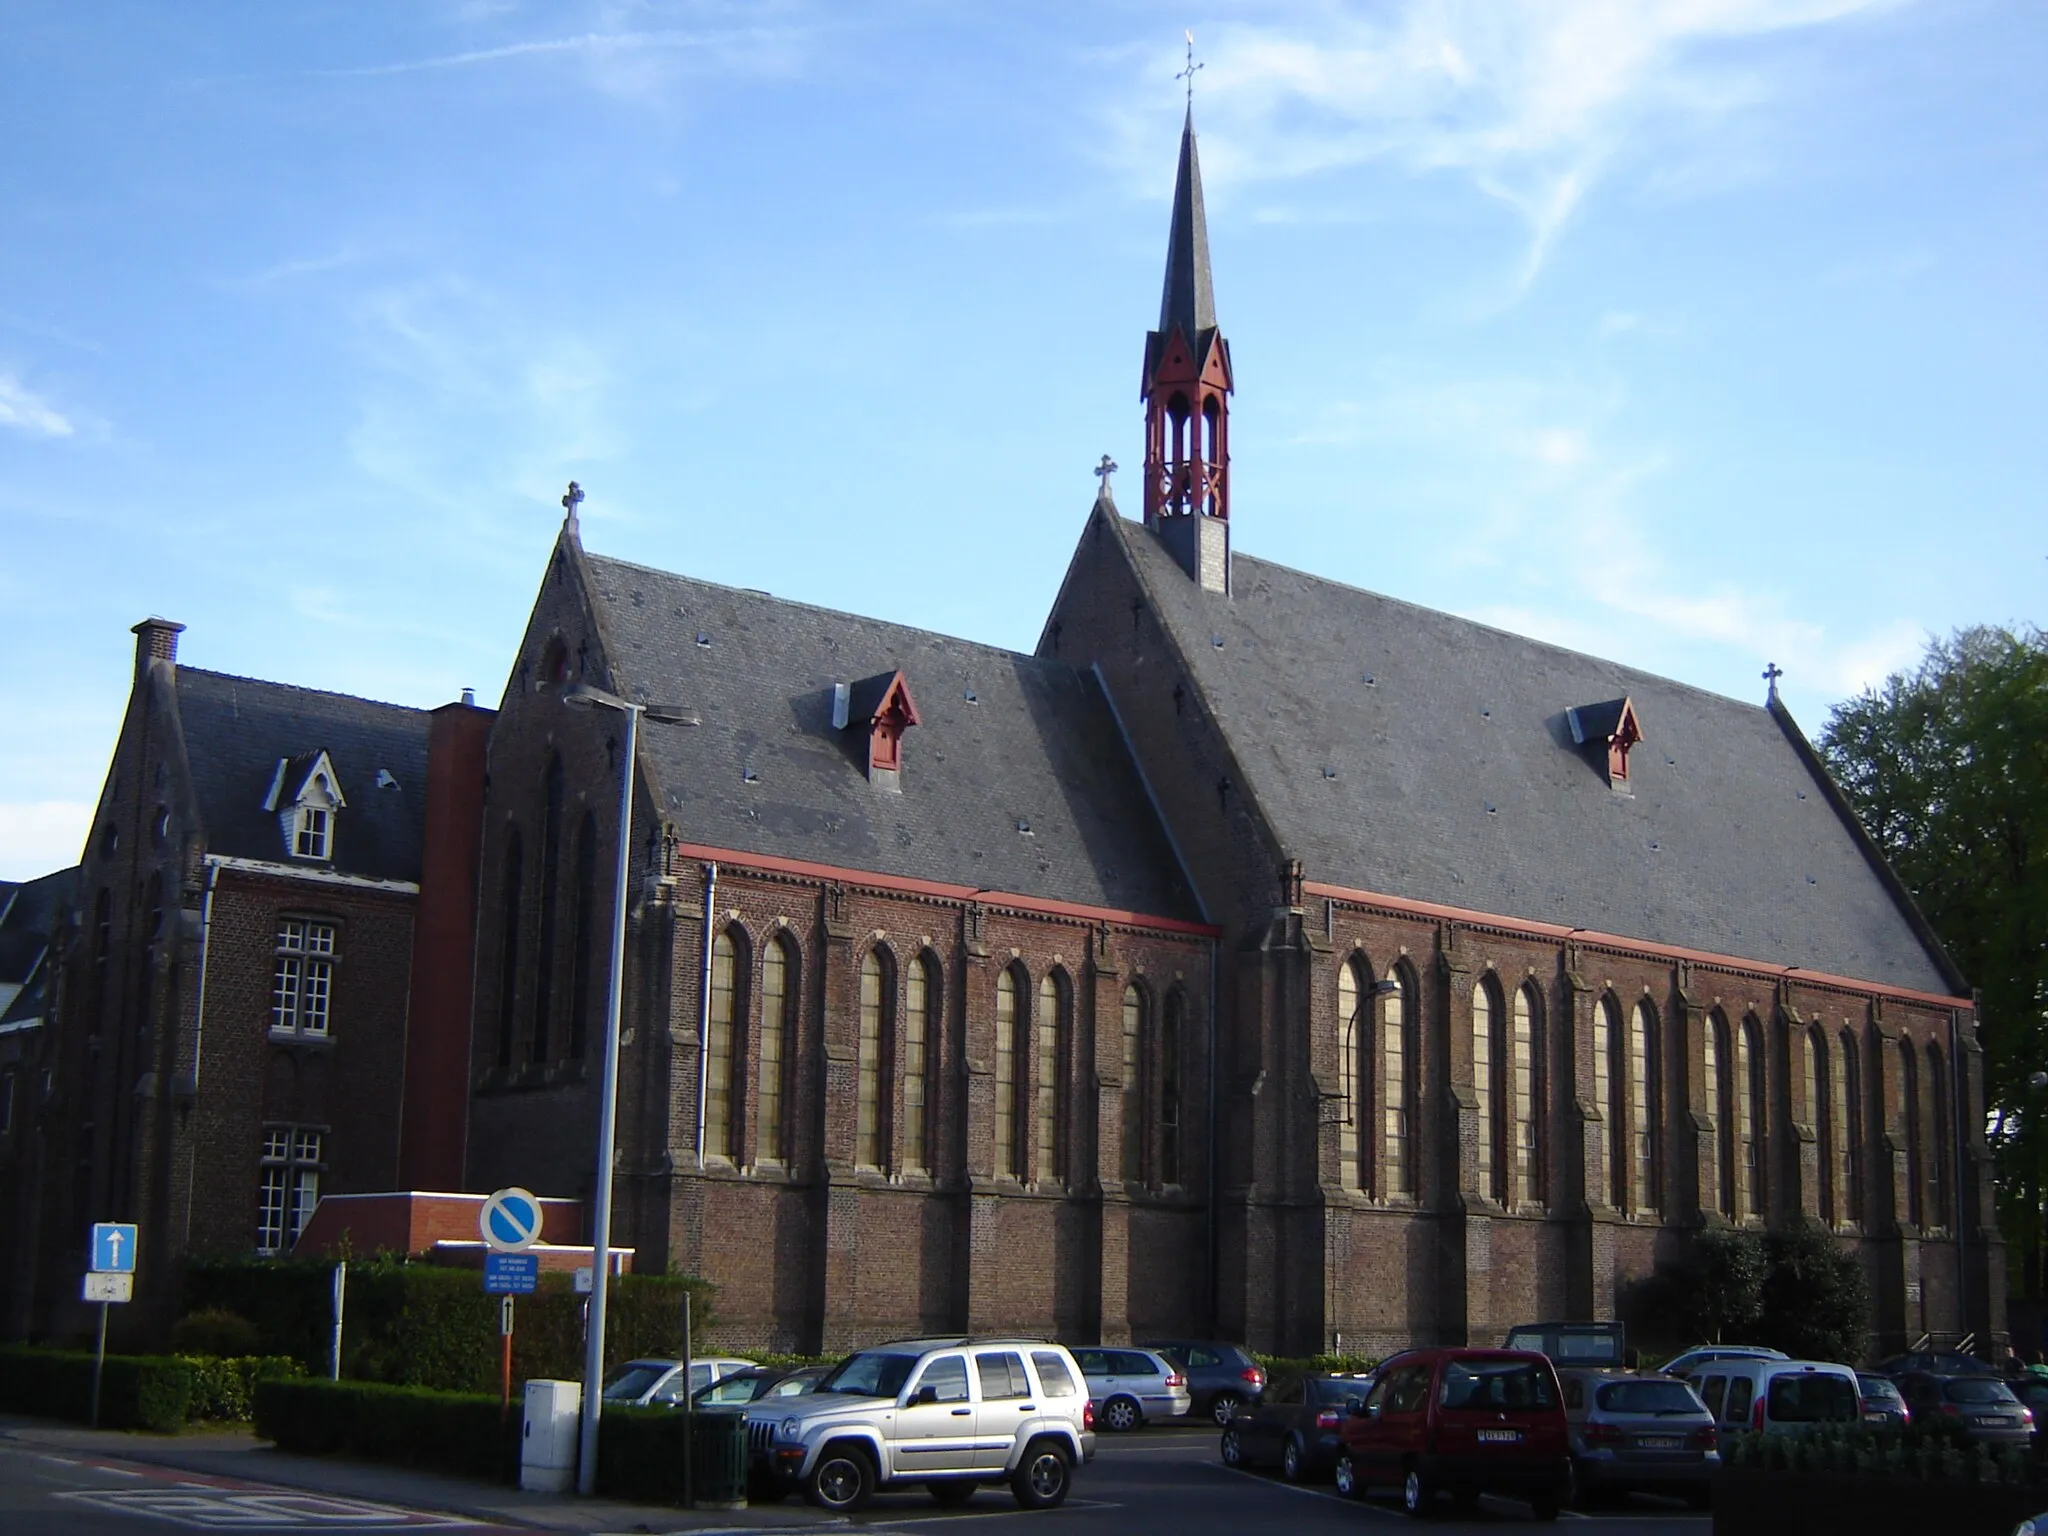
[835,670,923,792]
[1567,697,1644,791]
[264,750,346,862]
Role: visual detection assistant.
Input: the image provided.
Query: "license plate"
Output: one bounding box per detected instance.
[1636,1437,1681,1450]
[1975,1416,2013,1428]
[1864,1412,1888,1423]
[1477,1428,1522,1444]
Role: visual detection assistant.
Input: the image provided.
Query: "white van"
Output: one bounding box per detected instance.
[1689,1358,1861,1436]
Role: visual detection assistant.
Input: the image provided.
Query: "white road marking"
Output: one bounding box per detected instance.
[55,1488,486,1529]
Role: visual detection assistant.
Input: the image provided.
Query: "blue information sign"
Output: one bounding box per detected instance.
[91,1223,138,1275]
[483,1252,539,1295]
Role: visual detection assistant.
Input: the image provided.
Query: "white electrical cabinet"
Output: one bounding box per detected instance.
[520,1378,582,1492]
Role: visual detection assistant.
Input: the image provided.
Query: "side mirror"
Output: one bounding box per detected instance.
[912,1385,940,1407]
[1344,1399,1364,1417]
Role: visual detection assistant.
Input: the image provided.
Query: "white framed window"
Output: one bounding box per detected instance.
[257,1126,325,1254]
[272,919,338,1038]
[294,806,330,859]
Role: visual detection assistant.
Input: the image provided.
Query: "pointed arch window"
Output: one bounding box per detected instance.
[1709,1012,1733,1218]
[1630,1001,1660,1214]
[1928,1043,1952,1231]
[1121,984,1146,1183]
[1594,996,1621,1207]
[705,929,740,1161]
[1738,1017,1765,1219]
[1336,960,1364,1191]
[995,965,1024,1178]
[756,933,797,1164]
[1472,980,1499,1200]
[1161,989,1185,1185]
[1900,1038,1923,1227]
[1512,984,1542,1206]
[567,813,597,1060]
[495,834,523,1069]
[1811,1027,1834,1227]
[1381,966,1415,1196]
[532,754,565,1063]
[1842,1029,1865,1223]
[904,952,936,1174]
[1036,972,1070,1185]
[857,948,893,1170]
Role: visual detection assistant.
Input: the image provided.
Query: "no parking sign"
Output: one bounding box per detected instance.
[479,1188,543,1252]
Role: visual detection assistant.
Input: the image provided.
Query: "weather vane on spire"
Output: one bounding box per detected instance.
[1176,29,1204,107]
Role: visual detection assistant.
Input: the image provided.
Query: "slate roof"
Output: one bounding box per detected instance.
[1107,514,1956,994]
[174,670,431,884]
[582,552,1200,922]
[1159,109,1216,339]
[0,865,74,1028]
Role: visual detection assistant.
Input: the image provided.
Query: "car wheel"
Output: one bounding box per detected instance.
[1210,1391,1243,1427]
[1334,1453,1362,1500]
[1402,1466,1435,1519]
[1102,1395,1142,1433]
[1281,1435,1305,1482]
[1219,1426,1245,1467]
[807,1444,875,1513]
[928,1480,977,1508]
[1529,1491,1561,1522]
[1011,1441,1072,1510]
[1685,1482,1713,1511]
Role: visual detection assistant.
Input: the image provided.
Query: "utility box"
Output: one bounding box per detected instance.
[521,1378,581,1492]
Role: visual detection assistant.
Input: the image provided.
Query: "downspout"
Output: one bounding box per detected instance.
[1206,937,1219,1337]
[1951,1006,1968,1343]
[180,858,219,1249]
[694,862,718,1167]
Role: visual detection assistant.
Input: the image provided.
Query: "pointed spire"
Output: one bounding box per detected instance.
[1158,108,1216,339]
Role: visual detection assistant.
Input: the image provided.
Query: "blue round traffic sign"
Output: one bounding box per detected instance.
[480,1188,543,1252]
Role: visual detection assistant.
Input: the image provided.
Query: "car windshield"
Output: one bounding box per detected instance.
[601,1363,669,1401]
[1945,1380,2018,1404]
[1310,1378,1360,1406]
[1767,1373,1859,1423]
[1441,1360,1557,1411]
[1597,1380,1703,1415]
[815,1352,918,1398]
[1857,1377,1902,1402]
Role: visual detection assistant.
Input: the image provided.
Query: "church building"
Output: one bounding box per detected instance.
[469,112,2000,1357]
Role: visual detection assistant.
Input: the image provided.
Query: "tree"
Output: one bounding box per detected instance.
[1757,1222,1871,1363]
[1818,625,2048,1295]
[1643,1228,1766,1346]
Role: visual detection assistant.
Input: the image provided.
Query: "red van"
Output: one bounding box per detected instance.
[1334,1347,1570,1520]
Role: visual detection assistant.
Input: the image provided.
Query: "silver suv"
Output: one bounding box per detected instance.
[744,1337,1096,1512]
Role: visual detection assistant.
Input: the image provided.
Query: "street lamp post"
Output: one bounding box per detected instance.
[562,681,696,1497]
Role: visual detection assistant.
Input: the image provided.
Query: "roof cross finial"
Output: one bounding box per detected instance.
[1094,453,1118,499]
[1176,29,1203,108]
[1763,661,1784,702]
[561,480,584,529]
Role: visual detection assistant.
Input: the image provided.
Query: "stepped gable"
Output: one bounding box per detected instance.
[583,552,1199,923]
[1110,514,1955,993]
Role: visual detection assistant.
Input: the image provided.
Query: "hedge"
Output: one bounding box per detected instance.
[1721,1422,2044,1486]
[254,1378,520,1483]
[183,1257,715,1392]
[180,1355,304,1422]
[0,1345,195,1432]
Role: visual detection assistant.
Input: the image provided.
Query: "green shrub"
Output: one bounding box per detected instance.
[254,1378,519,1482]
[1722,1422,2041,1485]
[1252,1355,1379,1397]
[595,1407,750,1505]
[0,1345,194,1432]
[178,1356,304,1421]
[170,1309,261,1358]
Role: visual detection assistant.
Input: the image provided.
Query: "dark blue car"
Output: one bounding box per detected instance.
[1141,1340,1268,1425]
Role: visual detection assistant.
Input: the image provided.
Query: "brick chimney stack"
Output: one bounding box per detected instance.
[131,617,186,674]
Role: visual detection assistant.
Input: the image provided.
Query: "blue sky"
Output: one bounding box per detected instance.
[2,0,2043,880]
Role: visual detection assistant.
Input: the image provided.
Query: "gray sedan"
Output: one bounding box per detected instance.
[1073,1347,1191,1430]
[1560,1370,1718,1509]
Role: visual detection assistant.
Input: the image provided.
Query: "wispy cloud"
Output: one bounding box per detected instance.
[0,374,76,439]
[317,26,799,78]
[1107,0,1905,298]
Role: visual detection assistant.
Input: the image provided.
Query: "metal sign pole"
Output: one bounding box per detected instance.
[330,1262,346,1381]
[501,1296,516,1422]
[90,1300,109,1428]
[682,1289,693,1509]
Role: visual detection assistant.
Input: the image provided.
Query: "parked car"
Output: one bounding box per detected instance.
[2009,1376,2048,1445]
[1892,1372,2035,1448]
[1855,1373,1911,1428]
[742,1337,1095,1512]
[1558,1369,1717,1509]
[1689,1359,1862,1437]
[1658,1345,1788,1378]
[1071,1346,1189,1430]
[1335,1347,1570,1520]
[1504,1321,1628,1370]
[1876,1350,1998,1378]
[602,1356,758,1407]
[1220,1373,1373,1482]
[1141,1340,1268,1425]
[693,1365,828,1407]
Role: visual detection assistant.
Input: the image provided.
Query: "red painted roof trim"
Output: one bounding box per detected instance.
[669,839,1219,938]
[1303,879,1970,1011]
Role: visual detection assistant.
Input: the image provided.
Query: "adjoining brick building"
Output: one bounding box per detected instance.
[1,619,491,1343]
[472,112,1999,1357]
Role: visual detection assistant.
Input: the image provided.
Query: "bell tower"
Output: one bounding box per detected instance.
[1143,107,1234,594]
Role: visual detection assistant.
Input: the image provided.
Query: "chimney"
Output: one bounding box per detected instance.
[132,617,186,675]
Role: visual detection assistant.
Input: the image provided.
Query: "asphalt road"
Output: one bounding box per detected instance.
[0,1424,1714,1535]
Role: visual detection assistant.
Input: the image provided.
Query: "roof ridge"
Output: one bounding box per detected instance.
[1224,546,1772,716]
[176,667,433,720]
[583,549,1086,676]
